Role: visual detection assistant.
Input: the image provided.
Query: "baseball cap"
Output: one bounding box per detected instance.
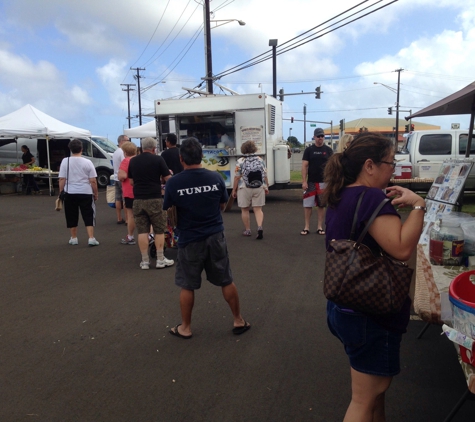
[314,128,324,137]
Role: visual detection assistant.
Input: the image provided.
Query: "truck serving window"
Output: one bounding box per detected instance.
[419,134,452,155]
[459,134,475,155]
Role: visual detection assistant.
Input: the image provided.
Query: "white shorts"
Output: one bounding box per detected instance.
[237,186,266,208]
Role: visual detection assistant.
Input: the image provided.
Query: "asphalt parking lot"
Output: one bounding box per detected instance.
[0,188,473,421]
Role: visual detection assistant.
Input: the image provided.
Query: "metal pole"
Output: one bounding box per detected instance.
[204,0,213,94]
[131,68,145,125]
[303,104,307,147]
[268,39,278,98]
[395,68,403,148]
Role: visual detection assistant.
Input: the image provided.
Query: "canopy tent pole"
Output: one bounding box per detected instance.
[45,135,53,195]
[466,96,475,158]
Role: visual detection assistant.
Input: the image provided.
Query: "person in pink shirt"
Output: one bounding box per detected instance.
[118,142,138,245]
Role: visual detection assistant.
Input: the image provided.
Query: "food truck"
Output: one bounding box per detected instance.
[154,93,290,188]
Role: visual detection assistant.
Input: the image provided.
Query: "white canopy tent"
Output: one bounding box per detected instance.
[123,120,158,138]
[0,104,91,194]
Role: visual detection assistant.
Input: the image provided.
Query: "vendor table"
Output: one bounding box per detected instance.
[390,177,434,185]
[414,244,475,420]
[0,170,59,195]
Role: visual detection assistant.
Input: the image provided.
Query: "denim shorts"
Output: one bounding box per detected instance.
[326,301,402,377]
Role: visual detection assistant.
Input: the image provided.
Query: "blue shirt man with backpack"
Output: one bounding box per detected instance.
[163,137,251,339]
[231,140,269,239]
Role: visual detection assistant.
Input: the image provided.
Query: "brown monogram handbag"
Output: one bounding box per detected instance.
[323,191,413,314]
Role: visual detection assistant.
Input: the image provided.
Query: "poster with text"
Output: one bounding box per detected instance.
[240,126,263,152]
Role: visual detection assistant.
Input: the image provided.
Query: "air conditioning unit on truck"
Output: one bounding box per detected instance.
[154,94,290,189]
[395,129,475,191]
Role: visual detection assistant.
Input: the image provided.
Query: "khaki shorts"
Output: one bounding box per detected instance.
[133,198,167,234]
[237,186,266,208]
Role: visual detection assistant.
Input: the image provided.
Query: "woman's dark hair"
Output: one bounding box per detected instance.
[21,145,30,152]
[179,137,203,165]
[241,140,257,154]
[68,139,83,154]
[323,132,394,207]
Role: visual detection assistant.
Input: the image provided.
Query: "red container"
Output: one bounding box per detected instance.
[394,162,412,180]
[449,270,475,306]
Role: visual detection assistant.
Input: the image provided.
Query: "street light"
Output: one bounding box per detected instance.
[373,81,397,94]
[289,127,292,139]
[203,0,245,94]
[374,80,401,147]
[210,19,246,28]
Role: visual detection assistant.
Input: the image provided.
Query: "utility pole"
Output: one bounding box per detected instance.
[121,84,136,128]
[131,67,145,125]
[203,0,213,94]
[394,68,404,148]
[303,104,307,146]
[269,39,278,98]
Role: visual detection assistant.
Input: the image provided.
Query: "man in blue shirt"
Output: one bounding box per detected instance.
[163,138,250,339]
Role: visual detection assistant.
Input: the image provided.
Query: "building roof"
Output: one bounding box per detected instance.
[324,118,440,134]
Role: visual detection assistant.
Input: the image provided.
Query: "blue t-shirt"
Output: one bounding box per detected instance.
[325,186,411,333]
[163,168,228,247]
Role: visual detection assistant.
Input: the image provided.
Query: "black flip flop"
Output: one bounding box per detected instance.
[316,229,326,235]
[232,321,251,335]
[300,229,310,235]
[169,324,192,339]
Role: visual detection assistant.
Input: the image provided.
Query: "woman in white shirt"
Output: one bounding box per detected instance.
[58,139,99,246]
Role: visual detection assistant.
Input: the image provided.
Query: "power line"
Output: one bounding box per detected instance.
[213,0,397,79]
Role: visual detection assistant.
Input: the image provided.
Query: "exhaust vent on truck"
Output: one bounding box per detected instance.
[267,104,275,135]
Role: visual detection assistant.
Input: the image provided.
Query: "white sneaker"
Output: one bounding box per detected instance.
[69,237,78,245]
[156,257,174,269]
[140,261,150,270]
[120,235,136,245]
[88,238,100,246]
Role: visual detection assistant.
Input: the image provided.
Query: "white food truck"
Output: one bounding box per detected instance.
[154,94,290,189]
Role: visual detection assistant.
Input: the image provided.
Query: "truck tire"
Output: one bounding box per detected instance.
[96,170,111,188]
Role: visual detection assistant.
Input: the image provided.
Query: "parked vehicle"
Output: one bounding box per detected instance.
[154,93,290,189]
[0,136,116,188]
[396,130,475,190]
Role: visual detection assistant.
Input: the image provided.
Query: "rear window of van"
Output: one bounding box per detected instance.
[419,134,452,155]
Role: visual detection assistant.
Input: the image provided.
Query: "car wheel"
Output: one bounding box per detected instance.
[97,171,110,188]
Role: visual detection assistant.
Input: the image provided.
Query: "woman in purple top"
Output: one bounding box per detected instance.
[323,132,426,422]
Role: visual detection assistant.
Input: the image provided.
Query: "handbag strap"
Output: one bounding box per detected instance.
[66,158,69,192]
[354,196,391,246]
[349,190,367,240]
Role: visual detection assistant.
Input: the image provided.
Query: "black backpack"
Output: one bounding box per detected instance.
[241,156,264,188]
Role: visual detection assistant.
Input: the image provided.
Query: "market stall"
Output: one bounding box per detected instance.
[407,84,475,420]
[0,105,91,195]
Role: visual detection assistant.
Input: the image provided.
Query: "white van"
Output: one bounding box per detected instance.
[0,136,116,188]
[397,130,475,190]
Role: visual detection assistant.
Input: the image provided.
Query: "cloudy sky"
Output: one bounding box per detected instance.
[1,0,474,144]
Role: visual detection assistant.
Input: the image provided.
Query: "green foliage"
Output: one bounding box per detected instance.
[287,136,301,148]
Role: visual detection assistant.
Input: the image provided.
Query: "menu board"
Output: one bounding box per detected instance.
[240,126,263,153]
[419,159,474,244]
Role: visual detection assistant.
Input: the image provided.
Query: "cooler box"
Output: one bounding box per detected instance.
[449,270,475,364]
[394,161,412,179]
